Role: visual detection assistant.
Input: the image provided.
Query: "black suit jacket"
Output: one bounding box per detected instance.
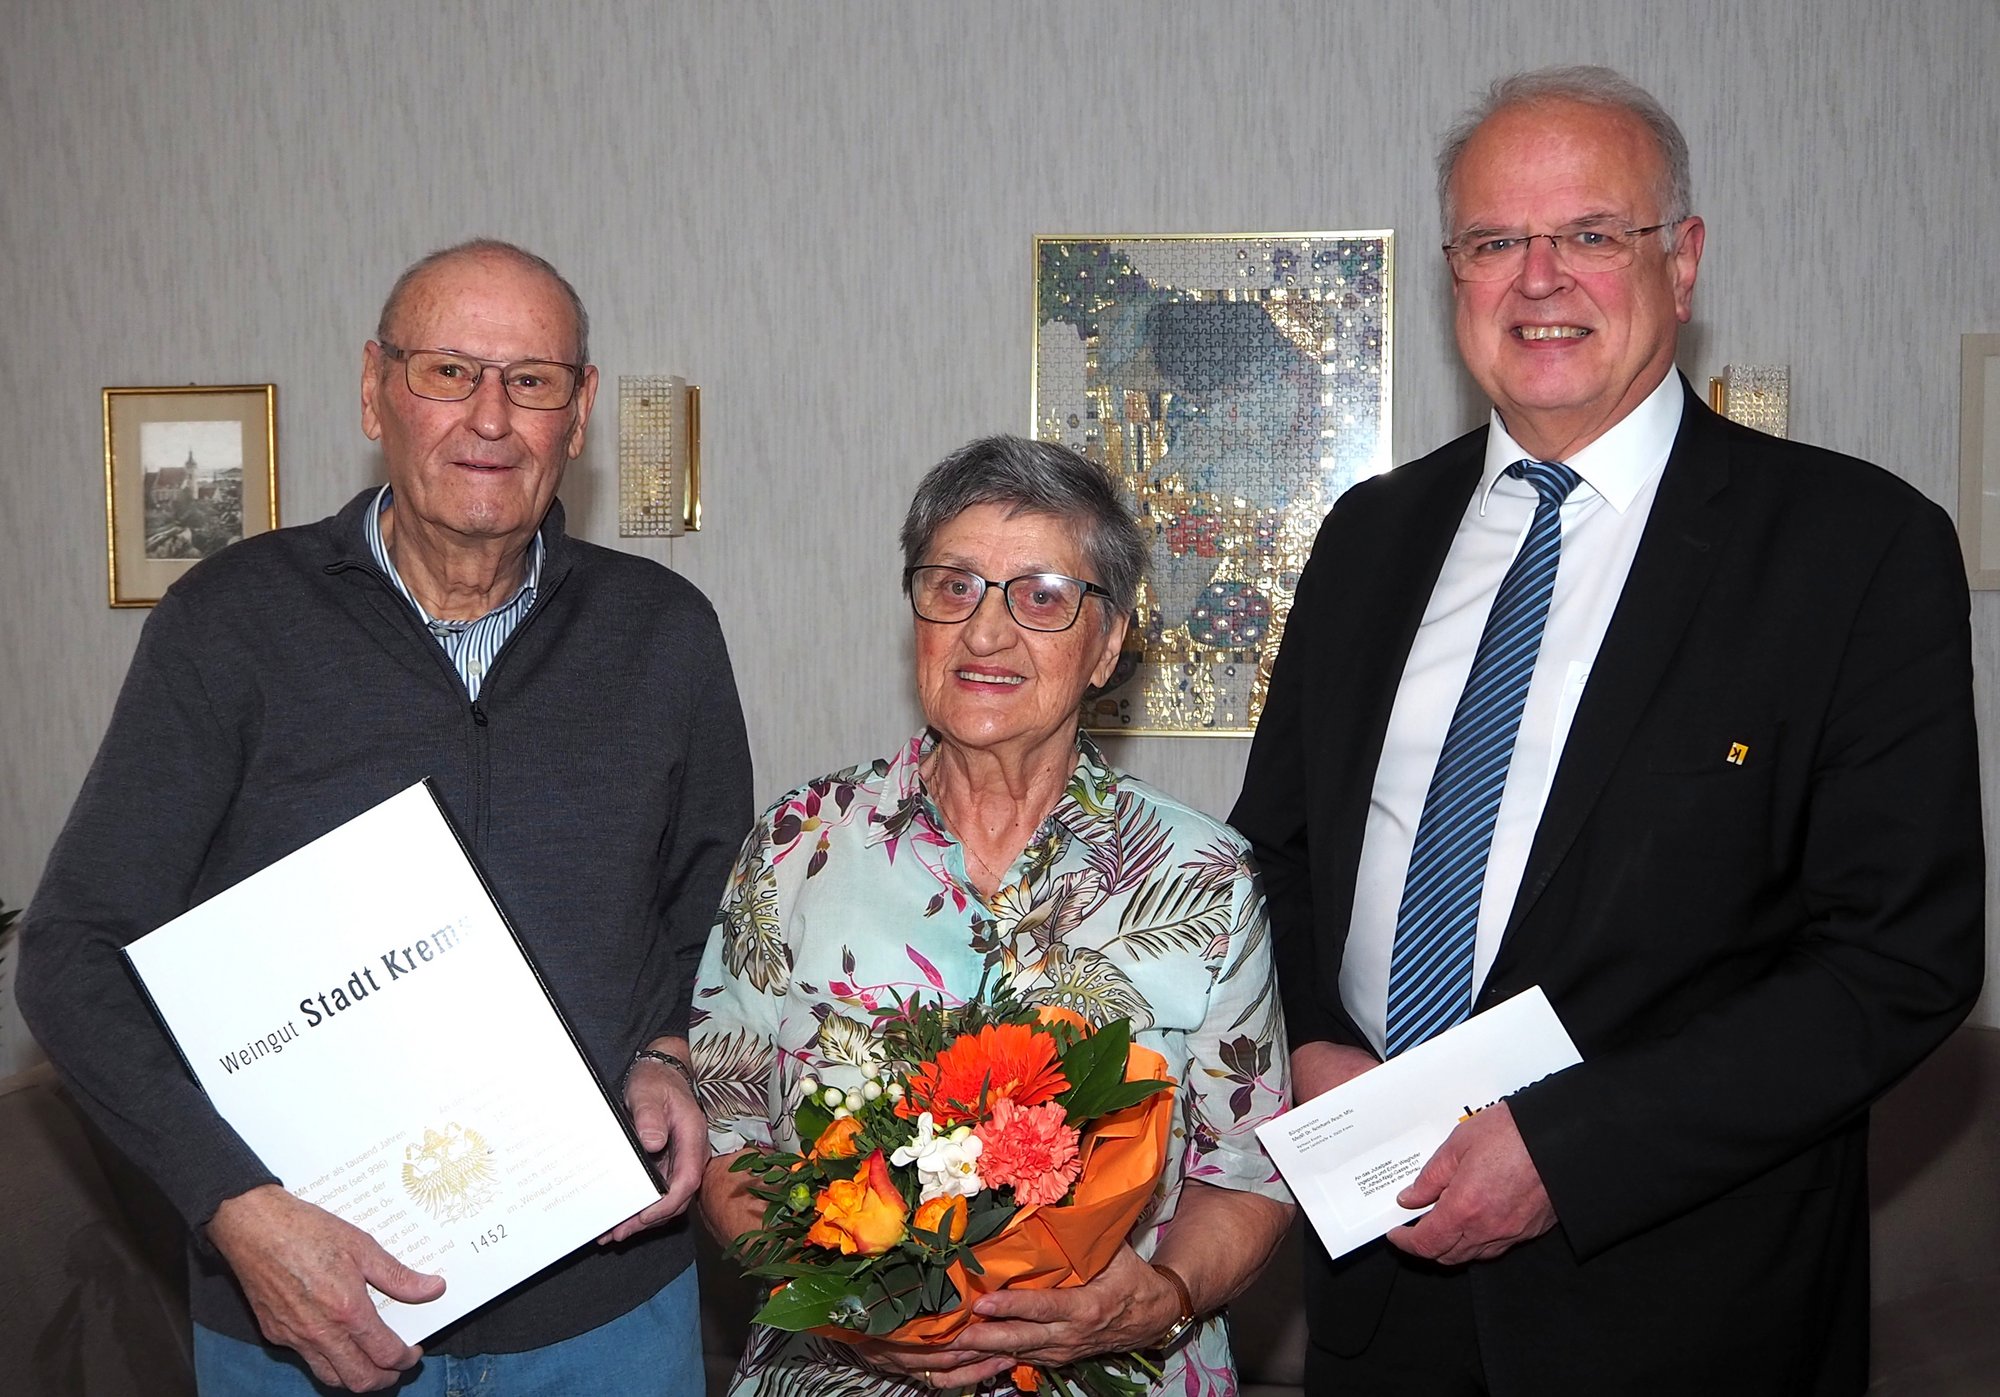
[1232,379,1985,1394]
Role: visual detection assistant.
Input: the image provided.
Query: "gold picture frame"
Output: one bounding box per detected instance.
[1033,232,1394,735]
[104,385,278,607]
[1957,335,2000,590]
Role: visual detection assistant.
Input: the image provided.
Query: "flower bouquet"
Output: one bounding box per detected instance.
[727,981,1178,1396]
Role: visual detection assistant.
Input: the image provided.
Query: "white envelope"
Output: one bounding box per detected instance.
[1255,986,1582,1260]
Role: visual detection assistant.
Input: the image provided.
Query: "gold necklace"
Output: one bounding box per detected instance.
[920,750,1017,890]
[963,843,1009,891]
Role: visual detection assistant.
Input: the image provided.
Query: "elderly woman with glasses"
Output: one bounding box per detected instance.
[692,435,1293,1396]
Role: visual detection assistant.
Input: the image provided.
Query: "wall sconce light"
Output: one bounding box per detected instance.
[618,375,701,536]
[1708,364,1789,439]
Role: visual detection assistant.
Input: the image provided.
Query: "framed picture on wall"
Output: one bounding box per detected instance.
[1958,335,2000,590]
[1033,232,1393,735]
[103,384,279,607]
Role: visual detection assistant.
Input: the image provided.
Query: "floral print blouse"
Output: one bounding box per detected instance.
[692,732,1292,1397]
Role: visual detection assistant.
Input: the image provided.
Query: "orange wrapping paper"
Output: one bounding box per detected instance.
[810,1043,1176,1349]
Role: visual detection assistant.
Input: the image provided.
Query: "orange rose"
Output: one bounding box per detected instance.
[804,1149,908,1256]
[1011,1363,1041,1391]
[912,1194,969,1242]
[810,1114,864,1160]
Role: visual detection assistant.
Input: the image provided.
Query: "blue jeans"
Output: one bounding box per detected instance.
[193,1264,704,1396]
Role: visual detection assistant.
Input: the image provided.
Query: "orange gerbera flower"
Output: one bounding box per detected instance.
[898,1022,1068,1127]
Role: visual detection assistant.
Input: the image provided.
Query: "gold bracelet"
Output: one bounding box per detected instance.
[1150,1261,1198,1350]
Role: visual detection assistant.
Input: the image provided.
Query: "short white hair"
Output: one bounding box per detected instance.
[1437,66,1692,241]
[376,238,590,365]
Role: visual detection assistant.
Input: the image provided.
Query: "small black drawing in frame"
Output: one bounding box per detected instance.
[104,384,278,607]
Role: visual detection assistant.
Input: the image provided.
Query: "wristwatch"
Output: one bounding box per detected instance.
[1150,1261,1199,1351]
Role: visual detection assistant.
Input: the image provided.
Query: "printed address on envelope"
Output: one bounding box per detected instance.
[1254,986,1582,1260]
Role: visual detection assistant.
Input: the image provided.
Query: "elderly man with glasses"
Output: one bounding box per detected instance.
[1232,67,1982,1394]
[21,239,752,1394]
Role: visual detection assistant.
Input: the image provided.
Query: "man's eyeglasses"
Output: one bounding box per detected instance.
[1441,220,1685,282]
[378,341,583,410]
[904,565,1114,633]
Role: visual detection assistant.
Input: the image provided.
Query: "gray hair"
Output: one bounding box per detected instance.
[900,435,1147,620]
[1437,66,1692,243]
[375,237,591,366]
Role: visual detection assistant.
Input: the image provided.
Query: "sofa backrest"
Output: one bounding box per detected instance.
[1868,1023,2000,1304]
[0,1063,194,1397]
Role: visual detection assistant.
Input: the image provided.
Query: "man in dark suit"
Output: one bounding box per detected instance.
[1231,66,1983,1395]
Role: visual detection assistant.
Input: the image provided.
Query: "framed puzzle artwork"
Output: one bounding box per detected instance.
[1033,232,1393,734]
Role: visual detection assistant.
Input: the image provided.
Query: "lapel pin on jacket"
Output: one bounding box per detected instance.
[1726,742,1749,766]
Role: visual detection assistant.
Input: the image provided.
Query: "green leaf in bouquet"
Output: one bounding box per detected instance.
[741,1165,815,1223]
[1019,1351,1160,1397]
[734,1231,781,1265]
[1051,1017,1176,1124]
[751,1272,876,1331]
[795,1093,836,1147]
[862,1298,915,1336]
[861,1260,928,1334]
[737,1257,835,1281]
[959,1195,1016,1247]
[1054,1018,1126,1107]
[1080,1075,1174,1118]
[730,1217,824,1273]
[1065,1355,1155,1397]
[732,1149,799,1178]
[920,1262,958,1312]
[855,1099,920,1160]
[876,969,1038,1068]
[1037,1012,1087,1055]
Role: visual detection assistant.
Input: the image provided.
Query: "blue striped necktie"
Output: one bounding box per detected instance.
[1383,458,1582,1057]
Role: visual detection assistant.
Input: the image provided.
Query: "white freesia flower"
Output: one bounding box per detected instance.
[890,1111,985,1202]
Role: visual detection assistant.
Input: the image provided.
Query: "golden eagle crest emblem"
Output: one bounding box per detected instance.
[401,1122,498,1223]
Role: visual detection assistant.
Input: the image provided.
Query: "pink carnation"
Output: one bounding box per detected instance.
[973,1096,1083,1206]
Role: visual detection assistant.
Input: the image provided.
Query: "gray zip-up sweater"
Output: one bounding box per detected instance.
[21,488,753,1355]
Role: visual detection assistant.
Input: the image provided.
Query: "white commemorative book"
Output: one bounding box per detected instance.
[124,780,660,1343]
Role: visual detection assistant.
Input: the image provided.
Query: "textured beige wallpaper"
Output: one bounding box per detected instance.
[3,0,1998,1056]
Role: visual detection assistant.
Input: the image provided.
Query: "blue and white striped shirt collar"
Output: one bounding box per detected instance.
[362,484,542,700]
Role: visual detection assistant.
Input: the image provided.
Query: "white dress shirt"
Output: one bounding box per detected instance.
[1341,374,1683,1055]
